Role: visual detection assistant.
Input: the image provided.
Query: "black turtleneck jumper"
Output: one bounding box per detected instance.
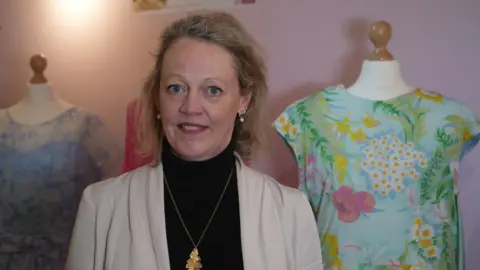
[162,139,244,270]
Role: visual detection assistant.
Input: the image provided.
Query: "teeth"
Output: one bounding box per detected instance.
[182,125,201,130]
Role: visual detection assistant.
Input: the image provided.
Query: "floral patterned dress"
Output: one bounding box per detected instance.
[274,85,480,270]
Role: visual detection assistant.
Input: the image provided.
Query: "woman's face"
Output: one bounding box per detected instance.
[159,37,250,161]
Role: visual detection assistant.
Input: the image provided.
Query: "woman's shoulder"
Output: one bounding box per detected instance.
[82,165,158,206]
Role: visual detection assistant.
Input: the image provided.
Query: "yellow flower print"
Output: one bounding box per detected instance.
[420,225,433,239]
[329,245,339,258]
[419,160,427,168]
[360,133,426,198]
[426,246,438,258]
[325,233,337,244]
[463,126,473,141]
[333,153,348,185]
[281,122,292,134]
[414,89,444,103]
[277,114,288,125]
[334,115,351,136]
[413,217,422,226]
[288,124,299,139]
[394,184,403,192]
[351,128,367,143]
[362,113,380,128]
[419,238,432,249]
[323,233,343,269]
[411,218,423,240]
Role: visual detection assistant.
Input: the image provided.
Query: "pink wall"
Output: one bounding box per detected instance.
[1,0,479,267]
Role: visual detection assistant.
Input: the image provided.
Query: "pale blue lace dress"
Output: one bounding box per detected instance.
[0,107,121,270]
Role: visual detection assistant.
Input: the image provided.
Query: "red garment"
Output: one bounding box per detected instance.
[121,99,153,173]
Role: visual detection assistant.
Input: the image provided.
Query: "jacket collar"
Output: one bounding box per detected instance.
[146,156,287,270]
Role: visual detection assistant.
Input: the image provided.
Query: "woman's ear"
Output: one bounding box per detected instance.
[239,92,252,111]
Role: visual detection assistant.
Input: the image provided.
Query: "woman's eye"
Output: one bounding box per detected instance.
[207,87,222,96]
[167,84,184,94]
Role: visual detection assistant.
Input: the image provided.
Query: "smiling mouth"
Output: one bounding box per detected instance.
[178,123,208,134]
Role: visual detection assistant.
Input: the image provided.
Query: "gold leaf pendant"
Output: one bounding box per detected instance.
[186,248,202,270]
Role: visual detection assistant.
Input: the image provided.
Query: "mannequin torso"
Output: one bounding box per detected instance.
[7,83,73,126]
[346,60,412,100]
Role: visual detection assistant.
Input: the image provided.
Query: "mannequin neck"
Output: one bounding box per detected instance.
[23,83,56,105]
[347,60,412,100]
[8,83,74,126]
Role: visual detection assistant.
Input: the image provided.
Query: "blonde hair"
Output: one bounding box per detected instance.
[137,10,268,164]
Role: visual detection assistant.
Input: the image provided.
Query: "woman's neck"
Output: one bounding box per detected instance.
[161,138,235,185]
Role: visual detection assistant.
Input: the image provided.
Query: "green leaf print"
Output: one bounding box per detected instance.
[296,101,334,169]
[373,101,414,141]
[435,181,451,204]
[372,98,431,145]
[317,89,337,111]
[412,108,430,142]
[394,116,414,142]
[420,129,460,203]
[373,101,402,116]
[436,129,459,148]
[358,264,389,270]
[397,241,410,264]
[441,223,453,270]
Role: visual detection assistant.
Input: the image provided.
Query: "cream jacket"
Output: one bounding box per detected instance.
[65,158,324,270]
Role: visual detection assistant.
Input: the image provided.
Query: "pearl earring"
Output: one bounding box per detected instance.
[238,109,247,123]
[156,114,161,119]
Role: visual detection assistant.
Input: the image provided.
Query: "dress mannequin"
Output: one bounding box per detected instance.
[0,54,121,270]
[274,20,480,269]
[347,21,412,100]
[7,54,73,125]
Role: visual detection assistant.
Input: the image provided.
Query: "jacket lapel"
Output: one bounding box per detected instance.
[143,159,288,270]
[236,158,288,270]
[146,164,171,270]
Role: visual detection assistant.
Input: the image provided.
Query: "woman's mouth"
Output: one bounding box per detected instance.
[178,123,208,134]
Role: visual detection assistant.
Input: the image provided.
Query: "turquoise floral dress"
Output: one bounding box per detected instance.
[274,85,480,270]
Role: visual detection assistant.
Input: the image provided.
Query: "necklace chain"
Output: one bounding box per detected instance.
[164,168,234,249]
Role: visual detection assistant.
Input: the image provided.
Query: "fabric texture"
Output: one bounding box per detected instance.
[65,156,324,270]
[0,107,121,270]
[273,84,480,270]
[121,99,153,173]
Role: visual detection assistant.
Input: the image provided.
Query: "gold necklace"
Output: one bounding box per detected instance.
[164,168,234,270]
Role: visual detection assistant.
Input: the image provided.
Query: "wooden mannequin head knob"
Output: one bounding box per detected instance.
[367,21,394,61]
[29,54,48,84]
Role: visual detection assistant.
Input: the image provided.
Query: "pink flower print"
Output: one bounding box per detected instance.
[332,185,376,223]
[306,154,318,180]
[355,191,375,213]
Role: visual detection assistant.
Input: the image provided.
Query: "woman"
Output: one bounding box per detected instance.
[66,11,323,270]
